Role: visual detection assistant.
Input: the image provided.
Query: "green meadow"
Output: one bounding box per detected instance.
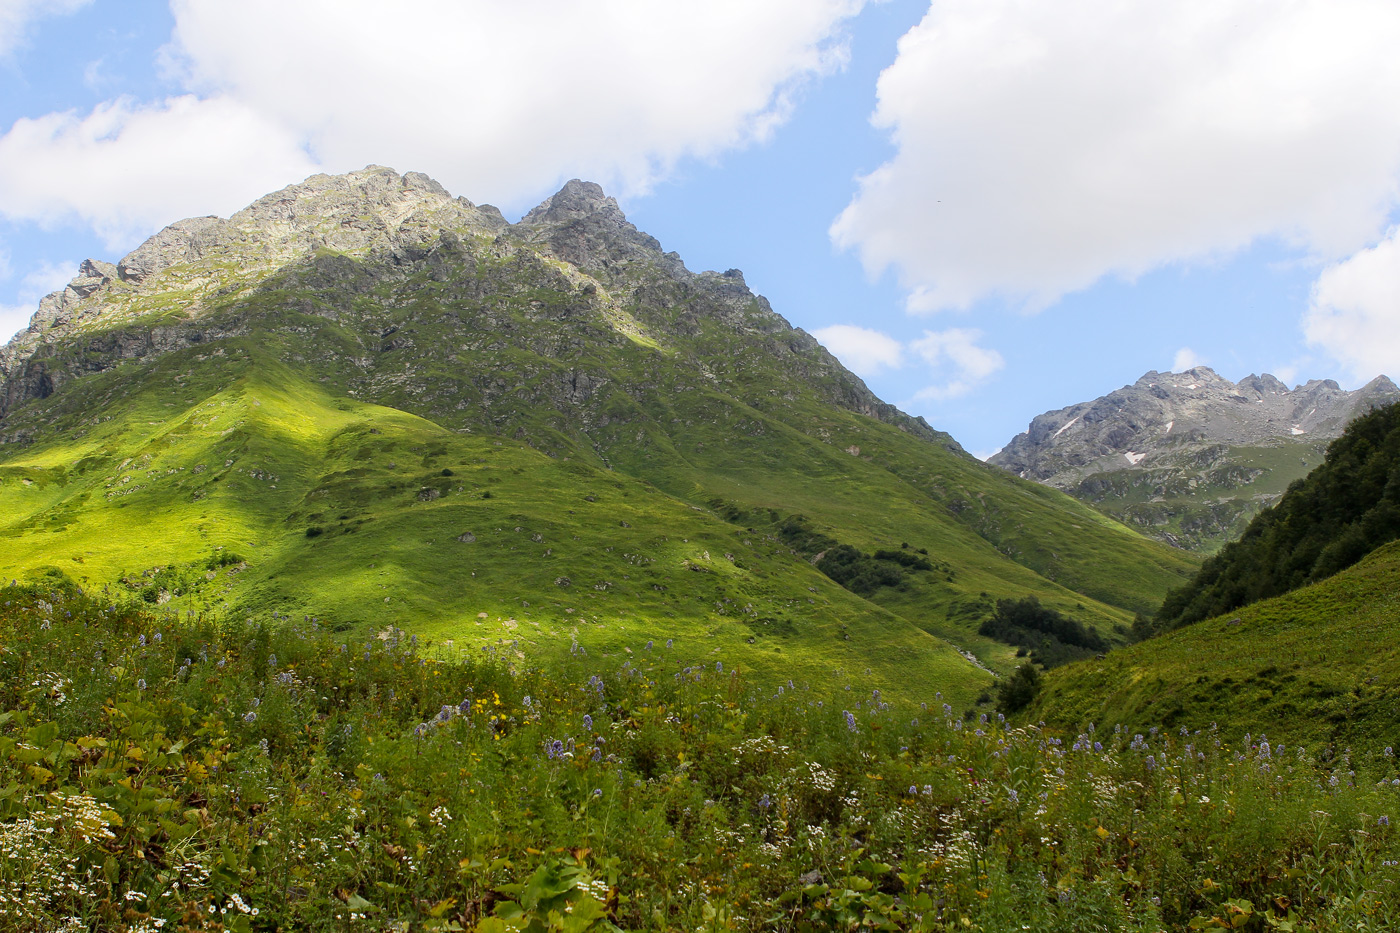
[1,584,1397,932]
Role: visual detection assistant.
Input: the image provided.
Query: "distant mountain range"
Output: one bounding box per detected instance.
[990,366,1400,551]
[0,166,1196,703]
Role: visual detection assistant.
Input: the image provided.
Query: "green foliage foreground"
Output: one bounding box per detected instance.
[0,586,1397,932]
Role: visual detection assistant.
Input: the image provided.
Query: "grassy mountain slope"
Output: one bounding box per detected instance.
[0,344,992,705]
[1030,539,1400,746]
[0,167,1197,696]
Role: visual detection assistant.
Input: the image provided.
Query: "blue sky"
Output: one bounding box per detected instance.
[3,1,1399,457]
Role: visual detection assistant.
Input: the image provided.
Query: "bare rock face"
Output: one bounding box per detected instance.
[991,367,1400,551]
[510,179,671,275]
[117,216,229,284]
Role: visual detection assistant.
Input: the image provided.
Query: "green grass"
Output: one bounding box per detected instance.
[1,584,1397,931]
[1030,540,1400,747]
[0,349,991,707]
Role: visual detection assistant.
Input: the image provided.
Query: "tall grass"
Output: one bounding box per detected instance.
[0,584,1395,931]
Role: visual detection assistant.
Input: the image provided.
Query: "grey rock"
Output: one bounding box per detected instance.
[118,216,227,283]
[80,259,119,280]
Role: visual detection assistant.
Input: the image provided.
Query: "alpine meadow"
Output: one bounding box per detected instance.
[0,167,1396,932]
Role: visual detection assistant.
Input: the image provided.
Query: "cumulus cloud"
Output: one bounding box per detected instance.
[0,259,76,343]
[0,0,866,249]
[811,323,904,377]
[0,0,92,57]
[1172,347,1206,372]
[832,0,1400,313]
[0,95,318,248]
[164,0,862,203]
[1305,227,1400,380]
[909,328,1004,400]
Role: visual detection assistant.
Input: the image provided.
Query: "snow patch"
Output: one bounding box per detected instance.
[1124,451,1146,465]
[1164,420,1174,433]
[1291,426,1305,435]
[1052,415,1080,439]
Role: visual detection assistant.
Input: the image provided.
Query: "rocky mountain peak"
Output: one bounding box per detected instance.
[510,178,669,275]
[518,179,620,227]
[0,167,523,371]
[1238,373,1289,395]
[2,165,936,450]
[990,365,1400,550]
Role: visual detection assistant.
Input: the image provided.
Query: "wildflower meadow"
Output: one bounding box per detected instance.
[0,583,1396,931]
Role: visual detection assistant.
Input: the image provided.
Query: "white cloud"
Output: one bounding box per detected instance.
[811,323,904,377]
[0,95,319,248]
[1305,227,1400,380]
[0,1,865,248]
[909,327,1004,400]
[1172,347,1205,372]
[0,259,76,343]
[162,0,862,203]
[0,0,92,57]
[832,0,1400,313]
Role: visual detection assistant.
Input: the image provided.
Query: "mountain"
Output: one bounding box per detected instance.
[989,366,1400,551]
[0,166,1197,703]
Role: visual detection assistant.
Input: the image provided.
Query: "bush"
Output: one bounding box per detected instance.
[996,661,1042,714]
[979,596,1107,667]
